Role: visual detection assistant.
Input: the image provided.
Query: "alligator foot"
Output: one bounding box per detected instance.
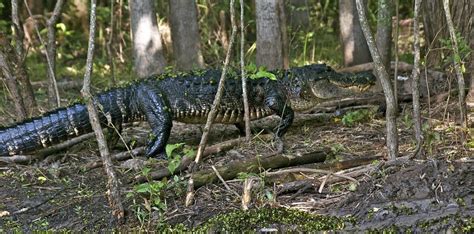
[272,134,284,154]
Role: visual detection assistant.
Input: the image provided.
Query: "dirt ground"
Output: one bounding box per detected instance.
[0,100,472,232]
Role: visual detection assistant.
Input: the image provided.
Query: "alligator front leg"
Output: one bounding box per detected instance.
[137,84,173,159]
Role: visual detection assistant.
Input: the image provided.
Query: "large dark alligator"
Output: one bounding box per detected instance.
[0,64,375,158]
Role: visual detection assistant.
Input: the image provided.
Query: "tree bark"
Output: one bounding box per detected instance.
[45,0,65,108]
[12,0,36,115]
[0,50,27,120]
[339,0,372,67]
[422,0,473,68]
[375,0,393,75]
[256,0,284,70]
[287,0,310,29]
[356,0,398,160]
[278,0,289,69]
[169,0,204,70]
[411,0,422,158]
[129,0,166,78]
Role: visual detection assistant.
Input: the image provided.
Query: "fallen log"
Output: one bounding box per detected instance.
[192,149,328,188]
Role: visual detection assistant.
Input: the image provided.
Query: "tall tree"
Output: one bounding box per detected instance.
[288,0,310,29]
[256,0,285,70]
[339,0,372,67]
[422,0,472,123]
[375,0,393,73]
[169,0,204,70]
[356,0,398,160]
[422,1,472,67]
[129,0,166,78]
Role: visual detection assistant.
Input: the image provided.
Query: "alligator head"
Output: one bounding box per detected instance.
[283,64,376,111]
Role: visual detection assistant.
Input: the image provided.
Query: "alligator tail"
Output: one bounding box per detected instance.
[0,87,137,156]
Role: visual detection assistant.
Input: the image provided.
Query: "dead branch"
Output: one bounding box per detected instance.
[265,168,358,184]
[275,155,383,194]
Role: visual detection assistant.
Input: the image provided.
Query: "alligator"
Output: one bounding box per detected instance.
[0,64,375,159]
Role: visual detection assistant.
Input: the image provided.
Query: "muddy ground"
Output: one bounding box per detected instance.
[0,101,472,232]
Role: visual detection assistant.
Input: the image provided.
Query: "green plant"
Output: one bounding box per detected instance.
[422,122,440,155]
[165,143,195,174]
[127,167,168,227]
[341,109,374,127]
[439,33,472,72]
[245,64,277,80]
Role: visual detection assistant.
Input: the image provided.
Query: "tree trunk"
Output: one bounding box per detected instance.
[339,0,372,67]
[287,0,310,29]
[0,50,27,121]
[256,0,284,70]
[422,0,473,68]
[443,0,468,128]
[356,0,398,160]
[423,0,472,124]
[129,0,166,78]
[374,0,393,92]
[278,0,289,69]
[169,0,204,70]
[375,0,393,73]
[12,0,36,115]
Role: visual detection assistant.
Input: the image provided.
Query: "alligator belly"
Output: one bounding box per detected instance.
[173,107,274,124]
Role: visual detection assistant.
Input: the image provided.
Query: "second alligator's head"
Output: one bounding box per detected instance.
[281,64,376,111]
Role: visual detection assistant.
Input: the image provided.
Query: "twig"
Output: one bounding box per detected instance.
[265,168,358,184]
[212,165,240,198]
[240,0,251,141]
[185,0,238,207]
[241,177,254,210]
[318,173,331,193]
[81,0,124,223]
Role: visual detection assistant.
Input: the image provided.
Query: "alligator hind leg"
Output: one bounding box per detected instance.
[137,84,173,159]
[105,122,123,150]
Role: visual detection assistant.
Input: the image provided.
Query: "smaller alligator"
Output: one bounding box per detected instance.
[0,64,375,159]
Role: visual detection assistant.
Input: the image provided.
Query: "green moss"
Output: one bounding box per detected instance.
[188,207,348,232]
